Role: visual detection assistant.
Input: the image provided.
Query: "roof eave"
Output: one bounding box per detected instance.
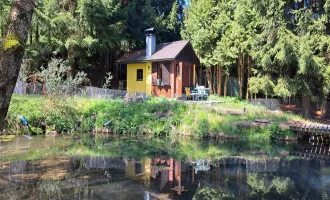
[116,58,175,64]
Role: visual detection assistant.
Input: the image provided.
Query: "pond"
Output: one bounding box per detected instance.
[0,134,329,200]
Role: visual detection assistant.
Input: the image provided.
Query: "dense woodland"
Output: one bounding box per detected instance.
[1,0,330,117]
[0,0,186,88]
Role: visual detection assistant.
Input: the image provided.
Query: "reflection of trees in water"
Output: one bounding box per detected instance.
[83,156,125,169]
[3,137,330,200]
[1,182,36,200]
[193,186,234,200]
[247,173,296,199]
[38,179,65,200]
[8,161,28,176]
[37,178,89,200]
[189,156,330,200]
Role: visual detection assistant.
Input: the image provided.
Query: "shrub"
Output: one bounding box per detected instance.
[197,118,209,137]
[7,95,80,132]
[150,119,171,136]
[37,58,89,96]
[269,124,285,140]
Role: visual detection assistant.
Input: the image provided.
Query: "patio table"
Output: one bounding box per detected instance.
[191,88,210,101]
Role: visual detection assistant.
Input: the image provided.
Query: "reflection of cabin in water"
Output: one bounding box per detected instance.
[124,157,186,195]
[116,28,201,98]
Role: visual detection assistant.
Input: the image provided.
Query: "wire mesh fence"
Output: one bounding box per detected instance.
[13,81,126,99]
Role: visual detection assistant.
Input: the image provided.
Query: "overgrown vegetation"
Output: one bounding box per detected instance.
[6,95,300,143]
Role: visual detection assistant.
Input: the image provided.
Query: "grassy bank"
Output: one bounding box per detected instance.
[5,94,302,142]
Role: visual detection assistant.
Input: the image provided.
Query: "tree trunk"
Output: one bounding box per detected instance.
[0,0,35,130]
[199,65,202,86]
[238,52,244,99]
[35,20,39,42]
[68,47,78,77]
[224,72,229,97]
[321,97,327,117]
[237,55,241,98]
[240,54,245,99]
[206,67,213,94]
[217,66,223,96]
[246,56,252,99]
[301,95,311,118]
[29,24,32,44]
[213,66,216,95]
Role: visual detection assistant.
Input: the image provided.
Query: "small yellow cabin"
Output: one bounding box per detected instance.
[117,28,200,98]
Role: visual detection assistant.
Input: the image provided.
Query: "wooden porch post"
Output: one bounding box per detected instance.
[170,62,175,98]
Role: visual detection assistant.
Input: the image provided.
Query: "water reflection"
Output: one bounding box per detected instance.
[1,136,330,199]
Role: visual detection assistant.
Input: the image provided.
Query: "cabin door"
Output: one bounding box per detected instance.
[176,63,182,97]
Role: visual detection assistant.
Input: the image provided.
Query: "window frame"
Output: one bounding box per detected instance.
[136,69,143,81]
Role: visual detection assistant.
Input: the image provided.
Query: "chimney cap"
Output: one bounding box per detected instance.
[145,27,156,35]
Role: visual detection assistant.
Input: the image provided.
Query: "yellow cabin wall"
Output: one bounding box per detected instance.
[127,62,152,95]
[145,62,152,95]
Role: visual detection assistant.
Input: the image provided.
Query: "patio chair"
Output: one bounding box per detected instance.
[185,87,194,100]
[195,87,209,101]
[203,89,210,100]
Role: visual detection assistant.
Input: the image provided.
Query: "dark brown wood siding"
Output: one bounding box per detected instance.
[182,61,194,89]
[151,61,175,98]
[176,43,200,65]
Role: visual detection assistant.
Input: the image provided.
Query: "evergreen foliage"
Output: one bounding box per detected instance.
[0,0,185,84]
[1,0,330,118]
[182,0,330,113]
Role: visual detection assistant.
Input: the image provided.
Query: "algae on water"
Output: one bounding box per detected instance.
[0,135,16,142]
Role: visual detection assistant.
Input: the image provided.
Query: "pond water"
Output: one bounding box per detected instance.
[0,134,330,200]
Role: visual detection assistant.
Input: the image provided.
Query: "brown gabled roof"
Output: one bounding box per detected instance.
[116,40,191,64]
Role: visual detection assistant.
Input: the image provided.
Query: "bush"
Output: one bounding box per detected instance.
[7,95,80,132]
[149,119,171,136]
[197,118,209,137]
[37,58,88,96]
[269,124,285,140]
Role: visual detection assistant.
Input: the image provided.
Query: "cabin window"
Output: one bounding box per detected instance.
[137,69,143,81]
[162,63,170,85]
[157,64,162,80]
[152,63,157,85]
[176,63,180,77]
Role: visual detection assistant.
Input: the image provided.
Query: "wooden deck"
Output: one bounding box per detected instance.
[288,122,330,142]
[289,123,330,134]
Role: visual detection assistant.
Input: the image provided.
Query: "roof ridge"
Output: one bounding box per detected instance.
[116,40,192,64]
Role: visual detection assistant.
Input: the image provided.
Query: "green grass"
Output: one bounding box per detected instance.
[6,94,303,142]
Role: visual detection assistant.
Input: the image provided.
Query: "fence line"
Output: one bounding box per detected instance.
[13,81,126,99]
[75,86,126,99]
[249,98,281,111]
